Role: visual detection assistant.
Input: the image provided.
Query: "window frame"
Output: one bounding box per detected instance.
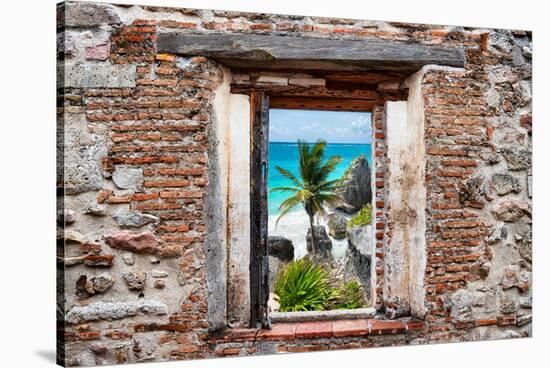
[249,94,380,328]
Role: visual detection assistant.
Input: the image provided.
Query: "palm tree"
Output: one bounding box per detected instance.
[271,140,342,253]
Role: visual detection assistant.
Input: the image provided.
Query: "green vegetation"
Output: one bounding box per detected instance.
[274,259,334,312]
[274,259,367,312]
[270,140,342,253]
[347,203,372,228]
[330,280,366,310]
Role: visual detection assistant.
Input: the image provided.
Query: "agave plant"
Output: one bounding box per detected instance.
[271,140,342,252]
[329,279,366,310]
[274,258,335,312]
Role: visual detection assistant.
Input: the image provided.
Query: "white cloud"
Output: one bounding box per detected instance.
[351,115,371,135]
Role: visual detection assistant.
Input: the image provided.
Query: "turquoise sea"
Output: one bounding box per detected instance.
[268,142,372,216]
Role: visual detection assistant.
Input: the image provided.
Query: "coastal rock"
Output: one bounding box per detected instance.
[104,231,159,253]
[306,225,332,257]
[268,236,294,262]
[346,224,372,258]
[336,155,372,213]
[344,224,372,296]
[268,237,294,292]
[327,211,348,239]
[268,256,283,293]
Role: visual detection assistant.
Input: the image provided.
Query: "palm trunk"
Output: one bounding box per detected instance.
[308,213,317,254]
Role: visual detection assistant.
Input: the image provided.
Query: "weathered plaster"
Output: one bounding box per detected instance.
[226,94,252,327]
[205,66,232,331]
[404,69,427,319]
[384,101,411,314]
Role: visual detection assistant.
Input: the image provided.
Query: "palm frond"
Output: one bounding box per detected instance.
[275,193,303,227]
[275,166,303,188]
[270,186,300,193]
[316,155,342,182]
[273,139,343,227]
[313,178,343,192]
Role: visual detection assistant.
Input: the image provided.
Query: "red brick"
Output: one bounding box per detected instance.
[295,321,333,339]
[332,319,369,337]
[441,159,478,167]
[131,192,159,201]
[160,191,203,199]
[476,318,497,326]
[158,20,197,29]
[155,224,190,233]
[107,195,132,204]
[403,319,426,331]
[144,180,190,188]
[76,331,101,341]
[97,189,113,203]
[257,323,296,340]
[427,147,468,156]
[155,53,176,62]
[497,315,517,326]
[158,168,204,176]
[250,23,272,31]
[368,320,405,335]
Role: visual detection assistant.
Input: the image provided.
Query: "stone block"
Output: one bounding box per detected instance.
[65,300,168,324]
[85,42,111,61]
[112,211,159,228]
[105,231,159,253]
[60,64,136,88]
[112,167,144,191]
[63,2,121,27]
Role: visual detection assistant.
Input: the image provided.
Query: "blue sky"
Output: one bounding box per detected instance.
[269,109,372,144]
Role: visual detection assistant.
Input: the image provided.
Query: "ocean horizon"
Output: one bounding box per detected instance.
[268,141,371,216]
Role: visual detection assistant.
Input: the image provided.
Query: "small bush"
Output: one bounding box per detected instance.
[274,259,334,312]
[347,203,372,228]
[330,280,366,310]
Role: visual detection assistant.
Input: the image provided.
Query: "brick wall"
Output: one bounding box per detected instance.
[57,1,532,366]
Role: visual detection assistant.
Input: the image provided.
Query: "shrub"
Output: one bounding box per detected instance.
[330,279,366,310]
[347,203,372,228]
[274,258,334,312]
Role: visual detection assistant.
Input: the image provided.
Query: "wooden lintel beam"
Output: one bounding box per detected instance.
[158,32,465,73]
[269,97,376,112]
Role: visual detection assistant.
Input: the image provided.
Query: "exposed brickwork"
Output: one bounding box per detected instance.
[208,318,426,356]
[371,105,388,310]
[57,1,531,366]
